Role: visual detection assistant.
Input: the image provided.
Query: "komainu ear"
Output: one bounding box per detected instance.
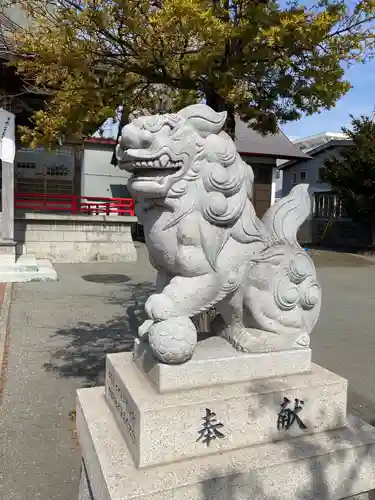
[177,104,227,137]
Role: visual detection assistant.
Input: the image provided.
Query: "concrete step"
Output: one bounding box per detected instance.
[0,257,58,282]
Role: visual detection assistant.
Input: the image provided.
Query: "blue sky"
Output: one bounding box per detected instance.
[281,59,375,139]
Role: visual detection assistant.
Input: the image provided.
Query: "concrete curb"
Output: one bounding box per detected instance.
[0,283,12,376]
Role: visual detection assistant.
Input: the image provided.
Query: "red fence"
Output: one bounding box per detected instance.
[15,193,135,216]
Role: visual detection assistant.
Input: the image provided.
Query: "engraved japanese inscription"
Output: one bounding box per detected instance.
[107,369,137,444]
[277,397,307,431]
[196,408,225,447]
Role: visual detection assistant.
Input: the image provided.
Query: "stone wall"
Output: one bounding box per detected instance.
[15,213,137,263]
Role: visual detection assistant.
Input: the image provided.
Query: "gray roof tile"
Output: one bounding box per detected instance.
[235,118,309,160]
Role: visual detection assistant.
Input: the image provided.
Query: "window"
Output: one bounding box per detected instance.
[46,165,70,177]
[55,147,74,157]
[275,169,280,179]
[291,172,297,185]
[18,147,44,154]
[317,167,327,183]
[16,162,36,170]
[300,171,307,181]
[314,192,347,218]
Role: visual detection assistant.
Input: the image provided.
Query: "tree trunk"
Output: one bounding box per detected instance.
[205,90,236,139]
[111,106,130,166]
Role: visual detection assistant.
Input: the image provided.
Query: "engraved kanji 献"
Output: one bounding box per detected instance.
[277,397,307,431]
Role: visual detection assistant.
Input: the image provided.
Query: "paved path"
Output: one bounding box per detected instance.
[1,247,375,499]
[0,244,156,500]
[310,251,375,425]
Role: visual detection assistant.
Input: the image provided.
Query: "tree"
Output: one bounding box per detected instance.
[3,0,375,146]
[324,116,375,242]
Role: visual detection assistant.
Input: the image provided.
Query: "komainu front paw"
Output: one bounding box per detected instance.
[145,293,177,321]
[138,319,154,338]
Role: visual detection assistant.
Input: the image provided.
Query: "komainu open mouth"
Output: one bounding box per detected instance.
[122,154,184,173]
[129,168,180,183]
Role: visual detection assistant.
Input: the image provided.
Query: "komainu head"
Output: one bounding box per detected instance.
[116,104,254,209]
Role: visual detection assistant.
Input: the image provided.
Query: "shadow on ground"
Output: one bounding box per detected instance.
[309,249,375,268]
[44,281,155,387]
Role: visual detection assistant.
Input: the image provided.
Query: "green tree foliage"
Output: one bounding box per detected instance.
[325,116,375,231]
[2,0,375,146]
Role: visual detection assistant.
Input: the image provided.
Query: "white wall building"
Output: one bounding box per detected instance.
[81,139,132,199]
[274,131,348,201]
[15,145,76,195]
[280,139,354,243]
[281,139,353,198]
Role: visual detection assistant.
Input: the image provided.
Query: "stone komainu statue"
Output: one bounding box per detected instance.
[116,104,321,364]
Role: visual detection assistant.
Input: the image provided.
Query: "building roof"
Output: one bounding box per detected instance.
[293,132,348,153]
[234,118,309,160]
[279,139,354,170]
[86,117,309,161]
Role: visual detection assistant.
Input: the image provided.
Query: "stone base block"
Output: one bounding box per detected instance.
[134,336,311,393]
[77,386,375,500]
[0,239,16,265]
[15,213,138,263]
[105,353,347,468]
[0,254,58,282]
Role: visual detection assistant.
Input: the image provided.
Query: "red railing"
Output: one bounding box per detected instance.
[14,193,135,216]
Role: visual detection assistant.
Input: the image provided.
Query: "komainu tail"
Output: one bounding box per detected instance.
[262,184,311,247]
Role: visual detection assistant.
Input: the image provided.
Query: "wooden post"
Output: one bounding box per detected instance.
[0,109,16,242]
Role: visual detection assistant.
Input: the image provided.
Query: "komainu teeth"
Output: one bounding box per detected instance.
[159,154,169,167]
[131,156,183,170]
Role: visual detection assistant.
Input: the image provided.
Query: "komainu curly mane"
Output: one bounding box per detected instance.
[163,129,265,270]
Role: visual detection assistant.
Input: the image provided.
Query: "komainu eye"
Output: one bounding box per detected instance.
[139,130,153,146]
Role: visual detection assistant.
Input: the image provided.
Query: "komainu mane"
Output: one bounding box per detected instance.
[117,104,321,364]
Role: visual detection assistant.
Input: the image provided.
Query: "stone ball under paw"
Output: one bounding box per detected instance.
[148,316,197,364]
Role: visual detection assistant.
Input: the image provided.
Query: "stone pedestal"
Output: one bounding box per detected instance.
[0,252,57,282]
[0,239,16,265]
[77,339,375,500]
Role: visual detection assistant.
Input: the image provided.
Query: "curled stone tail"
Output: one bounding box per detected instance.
[261,184,311,248]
